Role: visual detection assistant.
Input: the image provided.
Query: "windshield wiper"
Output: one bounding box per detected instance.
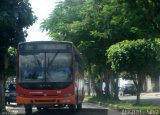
[47,51,59,68]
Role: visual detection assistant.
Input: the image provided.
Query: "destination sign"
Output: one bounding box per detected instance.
[18,41,72,51]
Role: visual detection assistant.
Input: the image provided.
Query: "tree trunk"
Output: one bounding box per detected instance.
[94,78,103,96]
[104,69,111,98]
[87,77,91,96]
[134,74,144,104]
[0,48,6,115]
[104,80,111,98]
[0,73,5,115]
[113,73,119,100]
[136,88,141,104]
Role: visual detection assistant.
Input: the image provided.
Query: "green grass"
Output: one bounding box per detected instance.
[84,95,160,113]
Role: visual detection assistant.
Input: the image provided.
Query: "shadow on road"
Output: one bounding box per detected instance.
[31,108,108,115]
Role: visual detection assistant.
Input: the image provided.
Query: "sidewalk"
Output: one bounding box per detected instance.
[141,92,160,96]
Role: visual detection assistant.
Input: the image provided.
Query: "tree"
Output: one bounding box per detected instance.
[107,39,160,104]
[0,0,36,114]
[117,0,160,39]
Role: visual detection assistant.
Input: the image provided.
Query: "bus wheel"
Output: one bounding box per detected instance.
[68,104,76,110]
[25,105,32,115]
[77,103,82,110]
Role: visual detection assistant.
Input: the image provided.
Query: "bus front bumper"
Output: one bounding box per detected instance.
[16,95,76,105]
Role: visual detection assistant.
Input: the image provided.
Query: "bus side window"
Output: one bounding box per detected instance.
[75,54,79,71]
[75,53,83,74]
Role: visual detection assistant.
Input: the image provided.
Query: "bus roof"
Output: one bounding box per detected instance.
[18,41,73,51]
[19,41,73,45]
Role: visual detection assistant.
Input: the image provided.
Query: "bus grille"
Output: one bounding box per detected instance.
[34,100,56,103]
[31,94,58,97]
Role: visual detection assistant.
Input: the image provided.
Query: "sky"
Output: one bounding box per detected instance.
[26,0,59,41]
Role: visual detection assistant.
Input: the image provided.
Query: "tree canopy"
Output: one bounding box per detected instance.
[41,0,160,69]
[0,0,36,49]
[107,39,159,74]
[0,0,36,75]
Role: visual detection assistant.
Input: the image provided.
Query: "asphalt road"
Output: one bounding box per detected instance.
[6,102,123,115]
[5,94,160,115]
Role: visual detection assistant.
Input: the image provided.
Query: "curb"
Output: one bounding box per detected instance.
[86,100,160,115]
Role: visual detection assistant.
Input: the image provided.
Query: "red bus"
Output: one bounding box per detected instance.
[16,41,85,114]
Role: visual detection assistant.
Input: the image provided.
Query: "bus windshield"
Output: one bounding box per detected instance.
[19,52,72,83]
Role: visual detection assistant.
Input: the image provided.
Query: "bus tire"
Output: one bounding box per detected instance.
[25,105,32,115]
[77,103,82,110]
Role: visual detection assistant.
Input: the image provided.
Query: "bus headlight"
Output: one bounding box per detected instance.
[19,94,28,97]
